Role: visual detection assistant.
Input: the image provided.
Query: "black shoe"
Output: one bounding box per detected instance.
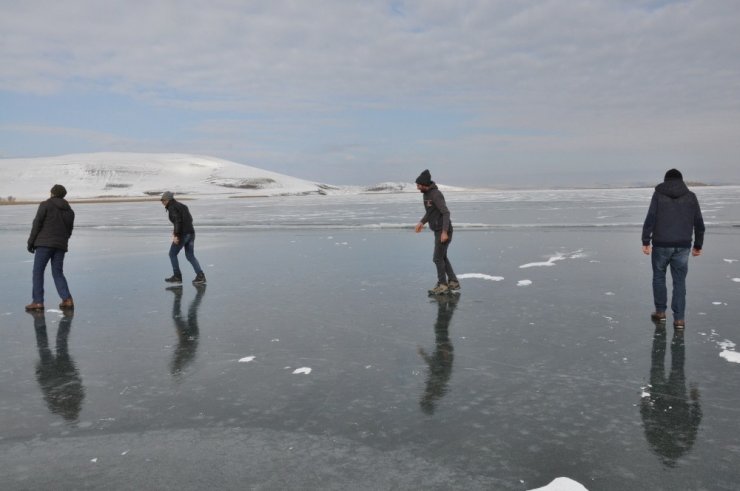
[192,272,206,285]
[165,274,182,283]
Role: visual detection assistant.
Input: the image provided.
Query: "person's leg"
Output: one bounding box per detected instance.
[669,248,690,321]
[182,234,203,274]
[433,232,449,284]
[49,248,71,301]
[169,240,184,276]
[651,247,671,314]
[443,231,457,283]
[32,247,54,304]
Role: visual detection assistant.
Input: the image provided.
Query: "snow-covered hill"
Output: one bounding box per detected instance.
[0,153,341,201]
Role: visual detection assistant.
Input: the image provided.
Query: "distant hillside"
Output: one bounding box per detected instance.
[0,153,341,201]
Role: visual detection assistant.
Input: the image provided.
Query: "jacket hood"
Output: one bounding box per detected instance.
[655,179,690,199]
[48,196,72,210]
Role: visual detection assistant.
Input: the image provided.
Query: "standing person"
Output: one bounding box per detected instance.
[26,184,75,311]
[161,191,206,285]
[642,169,704,329]
[414,169,459,295]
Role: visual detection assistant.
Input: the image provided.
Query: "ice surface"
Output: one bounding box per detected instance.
[2,188,740,490]
[457,273,505,281]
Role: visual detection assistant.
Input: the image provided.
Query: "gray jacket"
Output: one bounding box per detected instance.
[420,184,452,233]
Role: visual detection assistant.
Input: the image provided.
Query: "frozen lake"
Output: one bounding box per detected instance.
[1,187,739,490]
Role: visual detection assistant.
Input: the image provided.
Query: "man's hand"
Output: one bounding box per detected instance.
[172,235,180,245]
[27,244,35,253]
[440,231,449,243]
[414,222,424,233]
[642,245,651,255]
[692,248,702,257]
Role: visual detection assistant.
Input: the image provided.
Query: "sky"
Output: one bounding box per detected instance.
[1,0,739,187]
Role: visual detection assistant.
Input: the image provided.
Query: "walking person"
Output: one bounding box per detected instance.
[161,191,206,285]
[414,170,459,295]
[642,169,705,329]
[25,184,75,311]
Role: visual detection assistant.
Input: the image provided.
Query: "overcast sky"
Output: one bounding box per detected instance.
[1,0,739,187]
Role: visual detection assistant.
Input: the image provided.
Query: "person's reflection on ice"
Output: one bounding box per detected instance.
[30,310,85,423]
[418,294,459,415]
[640,327,702,467]
[167,284,206,380]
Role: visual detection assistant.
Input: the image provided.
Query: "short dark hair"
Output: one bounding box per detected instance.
[50,184,67,198]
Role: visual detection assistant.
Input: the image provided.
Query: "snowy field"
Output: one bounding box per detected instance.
[1,187,739,490]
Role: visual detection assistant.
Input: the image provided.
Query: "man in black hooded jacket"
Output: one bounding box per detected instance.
[26,184,75,311]
[642,169,704,329]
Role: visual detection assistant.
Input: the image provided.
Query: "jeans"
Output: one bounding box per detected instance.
[169,233,203,276]
[433,230,457,284]
[32,246,71,304]
[651,247,690,320]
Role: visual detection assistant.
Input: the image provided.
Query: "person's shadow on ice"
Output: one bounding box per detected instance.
[167,285,206,380]
[30,310,85,423]
[640,327,702,467]
[418,294,459,415]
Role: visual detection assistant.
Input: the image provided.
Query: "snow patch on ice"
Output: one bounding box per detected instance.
[528,477,589,491]
[519,249,584,269]
[723,258,738,263]
[517,280,533,287]
[238,356,256,363]
[458,273,504,282]
[720,351,740,363]
[292,367,312,375]
[732,278,740,283]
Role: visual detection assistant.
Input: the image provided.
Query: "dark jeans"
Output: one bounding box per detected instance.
[32,246,71,304]
[433,230,457,285]
[169,233,203,276]
[651,247,690,320]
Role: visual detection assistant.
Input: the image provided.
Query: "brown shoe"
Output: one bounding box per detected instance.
[650,311,666,322]
[59,297,74,310]
[674,319,685,329]
[25,302,44,311]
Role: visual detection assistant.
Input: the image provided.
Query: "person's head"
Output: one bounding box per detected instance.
[664,169,683,181]
[50,184,67,199]
[161,191,174,207]
[415,169,433,192]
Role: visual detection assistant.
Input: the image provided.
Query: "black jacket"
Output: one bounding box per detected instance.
[420,184,452,233]
[166,199,195,237]
[28,197,75,252]
[642,179,704,249]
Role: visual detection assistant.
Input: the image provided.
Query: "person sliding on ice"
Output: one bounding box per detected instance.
[642,169,704,329]
[26,184,75,312]
[161,191,206,285]
[414,170,459,295]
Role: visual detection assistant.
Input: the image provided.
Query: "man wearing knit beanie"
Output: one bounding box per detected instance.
[414,170,459,295]
[642,169,705,329]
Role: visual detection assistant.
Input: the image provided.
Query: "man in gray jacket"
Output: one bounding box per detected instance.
[414,170,459,295]
[26,184,75,311]
[642,169,705,329]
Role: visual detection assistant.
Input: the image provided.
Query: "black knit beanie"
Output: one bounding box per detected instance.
[415,169,432,186]
[50,184,67,199]
[664,169,683,181]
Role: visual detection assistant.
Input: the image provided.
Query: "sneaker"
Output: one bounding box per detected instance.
[59,297,74,310]
[448,280,461,291]
[25,302,44,311]
[165,274,183,283]
[674,319,685,329]
[650,311,666,322]
[428,282,449,295]
[192,272,206,285]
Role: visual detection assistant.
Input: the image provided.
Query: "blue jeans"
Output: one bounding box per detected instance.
[32,247,71,304]
[169,233,203,276]
[651,247,690,320]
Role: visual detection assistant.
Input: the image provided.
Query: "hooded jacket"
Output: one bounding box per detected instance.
[642,179,704,249]
[28,197,75,252]
[166,199,195,237]
[420,183,452,233]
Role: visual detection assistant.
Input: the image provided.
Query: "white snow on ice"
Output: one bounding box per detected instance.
[732,278,740,283]
[528,477,589,491]
[724,259,738,263]
[238,356,256,363]
[292,367,312,375]
[519,250,585,269]
[457,273,504,282]
[517,280,533,287]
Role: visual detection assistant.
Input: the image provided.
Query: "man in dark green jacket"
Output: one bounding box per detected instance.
[161,191,206,285]
[642,169,705,329]
[26,184,75,311]
[414,170,459,295]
